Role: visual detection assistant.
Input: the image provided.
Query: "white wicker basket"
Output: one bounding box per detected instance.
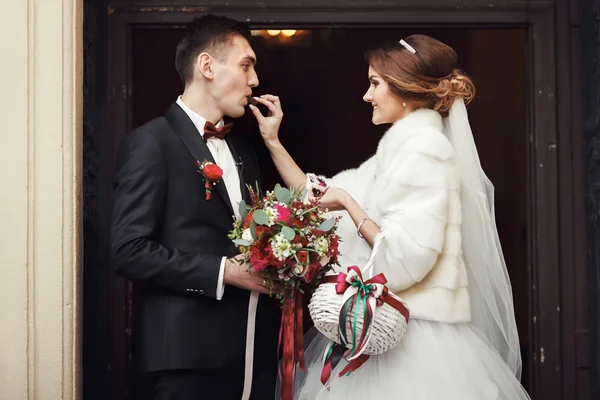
[309,234,409,356]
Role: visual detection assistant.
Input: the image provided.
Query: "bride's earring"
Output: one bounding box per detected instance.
[402,102,407,107]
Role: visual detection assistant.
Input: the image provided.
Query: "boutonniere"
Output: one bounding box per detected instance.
[197,159,223,201]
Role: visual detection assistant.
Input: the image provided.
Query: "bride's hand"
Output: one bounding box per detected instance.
[249,94,283,146]
[315,187,350,212]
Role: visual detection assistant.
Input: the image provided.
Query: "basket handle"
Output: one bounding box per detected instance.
[362,233,385,278]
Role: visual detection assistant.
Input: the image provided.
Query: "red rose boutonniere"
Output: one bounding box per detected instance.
[197,159,223,201]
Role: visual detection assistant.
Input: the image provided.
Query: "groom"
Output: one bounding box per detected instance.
[111,15,281,399]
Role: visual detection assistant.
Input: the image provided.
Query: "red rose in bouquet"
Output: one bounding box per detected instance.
[250,243,277,272]
[296,249,309,265]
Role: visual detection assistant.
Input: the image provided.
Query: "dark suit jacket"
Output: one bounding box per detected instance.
[111,103,280,374]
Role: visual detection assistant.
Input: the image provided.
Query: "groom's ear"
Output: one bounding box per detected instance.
[197,53,214,81]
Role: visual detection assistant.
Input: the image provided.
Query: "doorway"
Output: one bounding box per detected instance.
[128,26,530,392]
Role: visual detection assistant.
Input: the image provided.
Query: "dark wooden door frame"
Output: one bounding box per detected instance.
[580,0,600,398]
[100,1,586,399]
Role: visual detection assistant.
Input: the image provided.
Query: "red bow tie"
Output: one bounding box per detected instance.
[203,121,233,142]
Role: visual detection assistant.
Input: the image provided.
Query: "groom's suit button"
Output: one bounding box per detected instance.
[198,289,204,295]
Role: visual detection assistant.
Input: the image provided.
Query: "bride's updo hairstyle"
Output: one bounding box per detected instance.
[365,35,475,117]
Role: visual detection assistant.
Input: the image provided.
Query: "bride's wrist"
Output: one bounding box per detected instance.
[340,190,352,210]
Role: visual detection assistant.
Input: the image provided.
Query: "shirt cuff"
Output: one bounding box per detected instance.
[216,256,226,300]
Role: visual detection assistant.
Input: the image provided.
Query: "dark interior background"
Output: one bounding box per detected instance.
[129,26,529,389]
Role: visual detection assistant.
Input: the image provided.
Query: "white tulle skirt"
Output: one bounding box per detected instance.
[283,319,531,400]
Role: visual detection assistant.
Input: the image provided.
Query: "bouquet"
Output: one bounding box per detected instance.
[228,183,341,299]
[228,183,341,400]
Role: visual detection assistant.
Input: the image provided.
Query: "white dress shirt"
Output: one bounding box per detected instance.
[176,96,243,300]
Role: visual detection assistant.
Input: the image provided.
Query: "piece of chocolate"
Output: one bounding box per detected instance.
[247,96,258,106]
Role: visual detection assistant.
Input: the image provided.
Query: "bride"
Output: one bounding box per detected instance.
[249,34,531,399]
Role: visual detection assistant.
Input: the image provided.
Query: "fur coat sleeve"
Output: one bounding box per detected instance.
[372,126,460,292]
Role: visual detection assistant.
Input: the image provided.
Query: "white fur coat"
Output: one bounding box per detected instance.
[325,108,470,324]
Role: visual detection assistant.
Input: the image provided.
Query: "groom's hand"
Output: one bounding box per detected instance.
[223,254,272,294]
[249,94,283,146]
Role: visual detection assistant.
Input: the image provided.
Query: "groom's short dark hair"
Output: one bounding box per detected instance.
[175,14,251,85]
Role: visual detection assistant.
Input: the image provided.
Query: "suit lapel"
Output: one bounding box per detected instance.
[164,103,235,216]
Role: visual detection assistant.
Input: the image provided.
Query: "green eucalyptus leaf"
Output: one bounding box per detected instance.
[253,209,270,225]
[275,186,292,205]
[281,225,296,241]
[232,239,252,247]
[318,219,335,232]
[238,200,248,220]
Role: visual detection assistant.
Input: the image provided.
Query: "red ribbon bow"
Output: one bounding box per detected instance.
[203,120,233,142]
[326,266,409,320]
[334,266,387,298]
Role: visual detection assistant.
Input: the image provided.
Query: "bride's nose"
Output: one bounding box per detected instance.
[363,90,372,103]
